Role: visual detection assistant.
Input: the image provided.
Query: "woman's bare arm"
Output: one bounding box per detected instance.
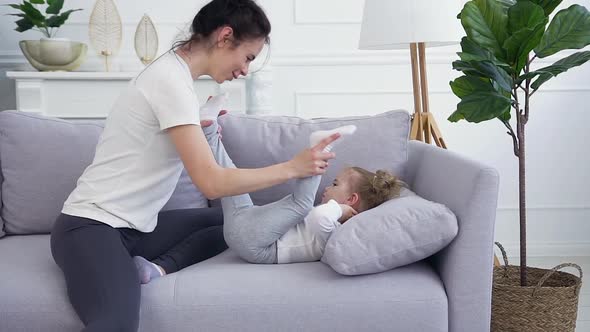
[167,124,338,200]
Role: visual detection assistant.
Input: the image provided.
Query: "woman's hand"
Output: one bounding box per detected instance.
[287,133,340,177]
[338,204,358,223]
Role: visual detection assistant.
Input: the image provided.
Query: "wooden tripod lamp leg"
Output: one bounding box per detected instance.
[417,43,448,149]
[423,111,431,144]
[409,43,423,141]
[428,113,447,149]
[417,43,431,144]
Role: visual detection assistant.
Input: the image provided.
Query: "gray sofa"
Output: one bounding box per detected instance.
[0,109,499,332]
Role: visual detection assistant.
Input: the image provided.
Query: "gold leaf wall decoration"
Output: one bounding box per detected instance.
[88,0,122,72]
[134,14,159,66]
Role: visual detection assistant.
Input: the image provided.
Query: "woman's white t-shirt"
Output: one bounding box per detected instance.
[62,51,201,232]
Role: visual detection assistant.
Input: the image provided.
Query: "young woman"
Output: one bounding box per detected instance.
[50,1,339,331]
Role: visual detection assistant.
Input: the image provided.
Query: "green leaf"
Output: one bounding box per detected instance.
[515,69,550,83]
[498,108,512,122]
[448,112,465,122]
[452,76,514,124]
[503,1,548,73]
[475,61,514,91]
[30,0,45,4]
[530,73,553,90]
[448,91,512,123]
[460,0,510,61]
[503,27,547,73]
[459,0,515,17]
[535,5,590,58]
[499,0,517,10]
[450,76,496,98]
[5,4,23,10]
[8,13,26,17]
[452,60,493,80]
[15,17,34,32]
[457,0,514,19]
[531,51,590,89]
[46,0,63,15]
[508,1,546,33]
[21,1,46,26]
[46,9,81,27]
[458,37,494,61]
[514,51,590,87]
[453,60,514,92]
[520,0,563,16]
[45,14,64,28]
[458,37,513,73]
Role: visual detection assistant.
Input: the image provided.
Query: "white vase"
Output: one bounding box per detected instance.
[19,40,88,71]
[39,37,75,66]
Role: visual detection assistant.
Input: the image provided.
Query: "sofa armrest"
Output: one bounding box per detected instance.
[0,142,4,238]
[406,141,499,332]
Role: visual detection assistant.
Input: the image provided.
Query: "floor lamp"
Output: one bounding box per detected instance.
[359,1,502,267]
[358,0,464,149]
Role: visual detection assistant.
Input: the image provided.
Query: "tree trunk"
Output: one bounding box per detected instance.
[518,118,527,286]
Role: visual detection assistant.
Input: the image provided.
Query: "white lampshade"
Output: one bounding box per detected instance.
[359,0,464,50]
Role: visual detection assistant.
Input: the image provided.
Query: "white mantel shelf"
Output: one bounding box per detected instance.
[7,71,138,80]
[6,71,225,80]
[6,70,272,118]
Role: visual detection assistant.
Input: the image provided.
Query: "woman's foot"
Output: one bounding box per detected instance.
[132,256,165,284]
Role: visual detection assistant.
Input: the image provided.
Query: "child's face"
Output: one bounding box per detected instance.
[320,169,356,205]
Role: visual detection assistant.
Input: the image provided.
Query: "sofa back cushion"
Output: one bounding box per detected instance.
[216,110,410,206]
[0,111,208,236]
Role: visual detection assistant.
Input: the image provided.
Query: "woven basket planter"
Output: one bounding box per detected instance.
[491,242,583,332]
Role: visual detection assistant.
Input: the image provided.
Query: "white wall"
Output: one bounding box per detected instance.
[1,0,589,257]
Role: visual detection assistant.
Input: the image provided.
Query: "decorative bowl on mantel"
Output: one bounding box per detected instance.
[19,40,88,72]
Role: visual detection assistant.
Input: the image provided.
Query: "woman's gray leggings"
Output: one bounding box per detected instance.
[204,121,322,264]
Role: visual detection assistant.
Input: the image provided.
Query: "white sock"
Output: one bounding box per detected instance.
[133,256,164,284]
[200,92,229,121]
[309,125,357,152]
[150,261,164,277]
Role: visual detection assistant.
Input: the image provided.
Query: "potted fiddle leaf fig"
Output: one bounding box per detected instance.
[5,0,86,71]
[449,0,588,330]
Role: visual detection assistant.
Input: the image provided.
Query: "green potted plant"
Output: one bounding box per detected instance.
[449,0,587,330]
[5,0,86,71]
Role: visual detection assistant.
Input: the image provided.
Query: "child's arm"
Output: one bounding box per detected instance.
[305,199,343,242]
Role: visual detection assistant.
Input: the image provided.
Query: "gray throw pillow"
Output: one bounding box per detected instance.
[0,111,207,236]
[321,188,458,275]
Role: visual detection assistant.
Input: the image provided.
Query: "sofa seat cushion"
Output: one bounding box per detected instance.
[0,235,448,332]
